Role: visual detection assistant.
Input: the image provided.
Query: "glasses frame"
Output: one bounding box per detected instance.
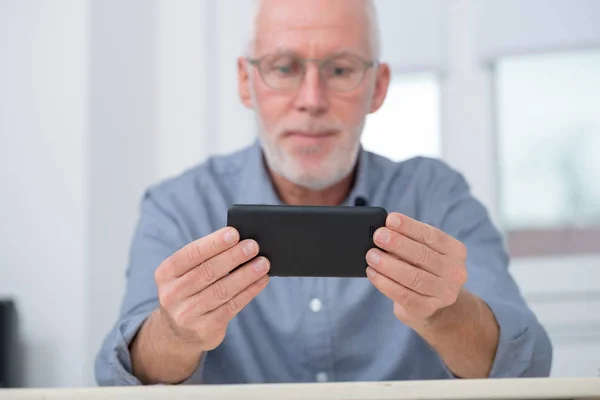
[246,51,378,93]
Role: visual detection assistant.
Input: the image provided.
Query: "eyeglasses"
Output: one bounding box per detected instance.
[247,52,377,92]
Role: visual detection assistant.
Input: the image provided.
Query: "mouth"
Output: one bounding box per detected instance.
[283,130,338,139]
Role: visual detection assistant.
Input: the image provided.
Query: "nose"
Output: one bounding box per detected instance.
[293,63,329,116]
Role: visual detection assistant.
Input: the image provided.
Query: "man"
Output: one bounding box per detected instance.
[95,0,552,385]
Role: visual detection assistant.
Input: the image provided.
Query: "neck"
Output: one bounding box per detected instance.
[266,164,356,206]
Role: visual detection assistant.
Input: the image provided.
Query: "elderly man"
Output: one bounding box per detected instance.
[95,0,552,385]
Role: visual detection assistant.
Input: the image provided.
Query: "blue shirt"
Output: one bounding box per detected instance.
[95,140,552,385]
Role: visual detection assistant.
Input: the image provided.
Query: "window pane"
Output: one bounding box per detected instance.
[496,49,600,256]
[361,73,441,161]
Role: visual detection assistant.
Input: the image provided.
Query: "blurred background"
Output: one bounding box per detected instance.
[0,0,599,388]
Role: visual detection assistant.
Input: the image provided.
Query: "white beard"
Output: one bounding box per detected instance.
[254,113,365,191]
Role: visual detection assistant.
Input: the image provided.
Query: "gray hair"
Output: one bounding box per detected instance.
[246,0,381,60]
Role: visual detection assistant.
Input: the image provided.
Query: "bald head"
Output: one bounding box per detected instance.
[247,0,380,60]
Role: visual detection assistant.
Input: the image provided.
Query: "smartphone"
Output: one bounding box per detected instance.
[227,204,387,277]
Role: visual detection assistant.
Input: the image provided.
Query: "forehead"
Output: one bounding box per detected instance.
[253,0,371,58]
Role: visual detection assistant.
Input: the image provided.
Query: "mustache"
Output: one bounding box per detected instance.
[274,119,344,135]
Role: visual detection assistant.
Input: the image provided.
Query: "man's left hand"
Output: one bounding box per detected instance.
[366,212,469,330]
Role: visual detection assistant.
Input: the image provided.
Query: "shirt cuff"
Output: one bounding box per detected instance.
[484,299,537,377]
[434,299,547,379]
[102,312,207,385]
[111,312,150,385]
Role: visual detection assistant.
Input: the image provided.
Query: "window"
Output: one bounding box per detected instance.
[495,49,600,257]
[361,73,441,162]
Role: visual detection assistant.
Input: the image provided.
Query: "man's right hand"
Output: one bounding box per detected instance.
[130,226,270,384]
[156,226,270,350]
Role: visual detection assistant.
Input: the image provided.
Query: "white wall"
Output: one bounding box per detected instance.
[154,0,257,179]
[212,0,257,155]
[156,0,211,181]
[86,0,162,386]
[0,0,88,387]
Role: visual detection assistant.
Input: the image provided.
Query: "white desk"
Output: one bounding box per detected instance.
[1,378,599,400]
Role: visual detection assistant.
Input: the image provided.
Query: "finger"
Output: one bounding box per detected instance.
[366,266,437,318]
[164,227,240,278]
[201,274,270,328]
[192,257,270,315]
[170,239,260,302]
[385,213,467,261]
[374,227,459,278]
[366,248,444,297]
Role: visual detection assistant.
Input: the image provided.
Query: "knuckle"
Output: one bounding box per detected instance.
[155,256,174,283]
[211,234,221,253]
[230,244,245,266]
[186,241,204,265]
[393,235,405,254]
[154,264,165,283]
[198,259,216,283]
[422,227,438,246]
[211,280,229,302]
[159,287,175,309]
[408,270,422,291]
[415,247,429,267]
[225,297,240,316]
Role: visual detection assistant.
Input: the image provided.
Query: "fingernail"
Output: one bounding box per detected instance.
[375,229,390,245]
[225,228,238,244]
[366,267,377,278]
[388,214,401,229]
[253,257,270,273]
[243,240,257,256]
[366,249,380,264]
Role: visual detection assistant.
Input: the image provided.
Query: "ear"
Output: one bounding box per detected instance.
[238,57,254,109]
[368,62,391,114]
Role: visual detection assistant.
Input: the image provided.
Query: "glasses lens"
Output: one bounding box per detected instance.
[322,55,366,92]
[259,54,304,90]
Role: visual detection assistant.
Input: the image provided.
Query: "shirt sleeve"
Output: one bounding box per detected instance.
[94,189,206,386]
[424,162,553,378]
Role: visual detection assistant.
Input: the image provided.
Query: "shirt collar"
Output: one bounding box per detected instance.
[235,138,371,206]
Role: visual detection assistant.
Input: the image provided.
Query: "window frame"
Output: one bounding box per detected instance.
[491,49,600,258]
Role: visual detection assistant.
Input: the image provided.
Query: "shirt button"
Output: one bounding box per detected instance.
[316,372,328,382]
[309,298,322,312]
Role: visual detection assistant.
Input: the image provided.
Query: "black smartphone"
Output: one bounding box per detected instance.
[227,204,388,277]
